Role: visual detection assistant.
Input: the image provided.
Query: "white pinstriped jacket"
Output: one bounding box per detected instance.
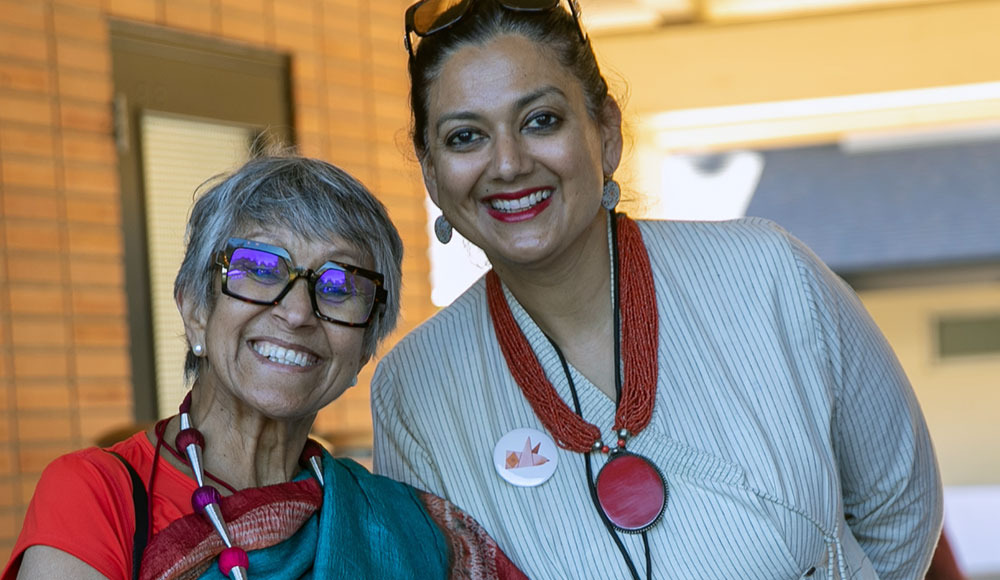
[372,218,942,579]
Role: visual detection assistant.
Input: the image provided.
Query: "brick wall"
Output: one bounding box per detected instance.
[0,0,432,562]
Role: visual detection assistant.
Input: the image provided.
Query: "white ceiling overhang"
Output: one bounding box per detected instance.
[581,0,694,31]
[580,0,960,32]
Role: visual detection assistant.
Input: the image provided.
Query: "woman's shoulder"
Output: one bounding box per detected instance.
[34,431,157,488]
[30,433,154,526]
[636,216,819,275]
[637,216,794,248]
[323,455,525,577]
[6,445,140,579]
[327,455,424,503]
[634,217,848,317]
[42,445,132,482]
[30,444,141,517]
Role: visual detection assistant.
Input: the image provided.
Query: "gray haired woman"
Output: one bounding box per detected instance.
[4,153,526,580]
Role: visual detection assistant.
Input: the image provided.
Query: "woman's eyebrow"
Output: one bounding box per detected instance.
[514,86,566,112]
[435,110,483,132]
[434,86,568,132]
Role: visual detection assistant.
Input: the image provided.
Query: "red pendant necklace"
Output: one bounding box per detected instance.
[486,213,666,535]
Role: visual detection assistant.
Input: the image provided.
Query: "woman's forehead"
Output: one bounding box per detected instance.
[429,35,581,114]
[232,224,371,268]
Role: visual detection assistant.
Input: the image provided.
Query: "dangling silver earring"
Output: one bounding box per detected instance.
[601,178,620,210]
[434,214,453,244]
[193,343,204,356]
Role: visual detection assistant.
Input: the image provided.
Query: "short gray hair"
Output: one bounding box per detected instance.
[173,152,404,380]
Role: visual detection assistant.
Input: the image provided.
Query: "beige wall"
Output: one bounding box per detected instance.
[860,282,1000,486]
[593,0,1000,115]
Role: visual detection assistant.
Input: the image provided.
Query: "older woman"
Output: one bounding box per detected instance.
[3,154,525,580]
[372,1,943,579]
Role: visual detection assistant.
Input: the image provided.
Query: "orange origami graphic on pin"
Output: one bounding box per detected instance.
[505,437,550,470]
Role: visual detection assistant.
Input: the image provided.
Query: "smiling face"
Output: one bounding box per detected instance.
[179,228,370,422]
[420,34,622,273]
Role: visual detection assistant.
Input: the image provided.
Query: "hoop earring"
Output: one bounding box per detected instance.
[193,343,204,356]
[434,214,453,244]
[601,178,621,210]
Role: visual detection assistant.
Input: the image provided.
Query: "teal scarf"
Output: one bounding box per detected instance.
[142,450,449,579]
[200,454,449,579]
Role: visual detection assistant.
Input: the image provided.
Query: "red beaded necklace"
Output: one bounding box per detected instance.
[487,213,666,545]
[486,214,659,454]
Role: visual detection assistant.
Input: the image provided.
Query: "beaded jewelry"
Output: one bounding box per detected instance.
[434,214,453,244]
[487,213,665,580]
[601,178,621,210]
[486,214,658,455]
[173,392,325,579]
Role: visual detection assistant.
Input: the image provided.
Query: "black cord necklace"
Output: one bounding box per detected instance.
[551,345,653,580]
[545,212,653,580]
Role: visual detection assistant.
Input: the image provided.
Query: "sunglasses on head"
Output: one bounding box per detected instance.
[404,0,586,59]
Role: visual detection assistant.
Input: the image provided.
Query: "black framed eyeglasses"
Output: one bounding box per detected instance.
[215,238,387,328]
[404,0,586,59]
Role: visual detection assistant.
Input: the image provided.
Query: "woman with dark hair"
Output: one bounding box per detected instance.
[3,153,526,580]
[372,1,943,578]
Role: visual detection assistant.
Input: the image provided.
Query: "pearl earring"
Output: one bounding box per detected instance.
[193,343,204,356]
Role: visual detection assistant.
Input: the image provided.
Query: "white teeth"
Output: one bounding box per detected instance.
[251,341,316,367]
[489,189,552,213]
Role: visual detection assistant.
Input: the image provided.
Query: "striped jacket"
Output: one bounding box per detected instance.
[373,218,942,579]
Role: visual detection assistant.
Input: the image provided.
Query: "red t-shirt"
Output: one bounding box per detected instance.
[2,431,199,580]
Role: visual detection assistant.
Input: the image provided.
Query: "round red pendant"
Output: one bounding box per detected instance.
[595,452,667,533]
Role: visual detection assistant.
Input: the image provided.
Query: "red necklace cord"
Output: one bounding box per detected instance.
[486,214,659,453]
[615,215,658,436]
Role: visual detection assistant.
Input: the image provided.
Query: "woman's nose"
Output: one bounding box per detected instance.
[272,278,316,328]
[492,132,530,181]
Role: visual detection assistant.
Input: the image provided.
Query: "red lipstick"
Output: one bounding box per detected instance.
[483,188,553,223]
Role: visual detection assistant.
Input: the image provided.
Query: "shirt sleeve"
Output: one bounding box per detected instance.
[3,449,135,580]
[371,353,448,496]
[791,237,943,579]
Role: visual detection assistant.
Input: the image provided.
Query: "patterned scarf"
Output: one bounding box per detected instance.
[139,450,526,579]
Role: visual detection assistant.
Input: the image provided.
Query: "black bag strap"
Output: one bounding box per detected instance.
[105,450,149,580]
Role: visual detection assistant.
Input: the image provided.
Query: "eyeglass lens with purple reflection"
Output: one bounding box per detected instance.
[216,238,386,328]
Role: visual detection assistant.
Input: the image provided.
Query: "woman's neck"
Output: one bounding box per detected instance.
[491,211,617,396]
[155,389,316,491]
[496,219,610,327]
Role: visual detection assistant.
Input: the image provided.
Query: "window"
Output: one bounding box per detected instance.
[112,21,291,420]
[937,315,1000,359]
